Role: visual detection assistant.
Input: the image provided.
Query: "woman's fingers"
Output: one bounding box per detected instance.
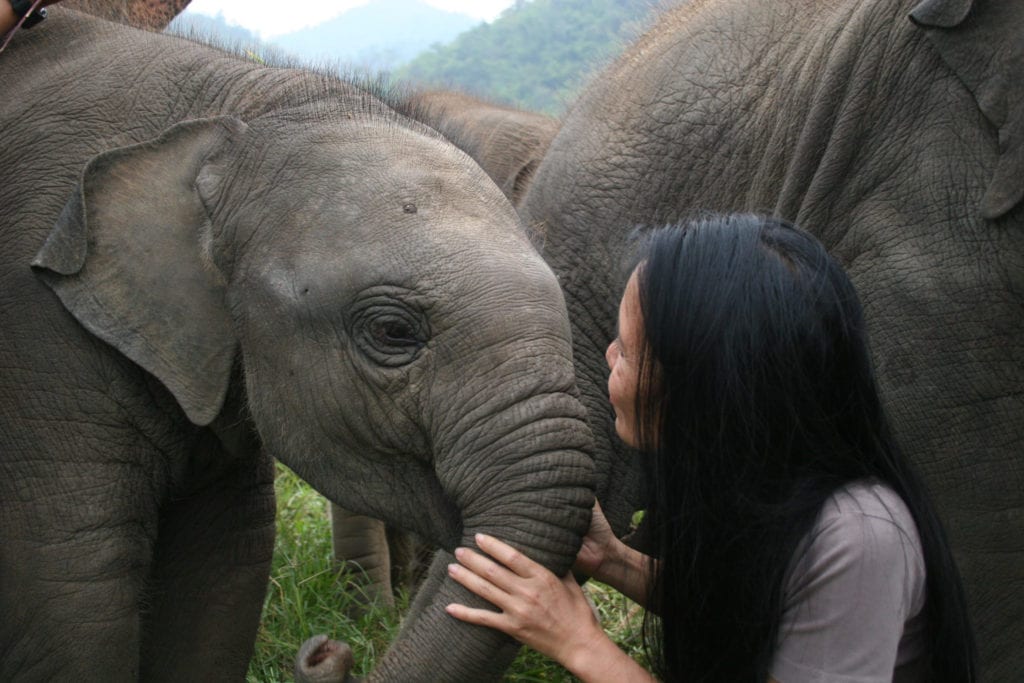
[474,533,543,578]
[444,602,506,631]
[447,555,513,608]
[445,539,602,658]
[447,535,560,612]
[455,542,523,586]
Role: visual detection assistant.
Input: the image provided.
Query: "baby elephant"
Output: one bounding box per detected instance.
[0,8,594,682]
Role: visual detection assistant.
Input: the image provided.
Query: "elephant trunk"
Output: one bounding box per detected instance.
[298,377,596,682]
[440,389,595,561]
[369,392,595,681]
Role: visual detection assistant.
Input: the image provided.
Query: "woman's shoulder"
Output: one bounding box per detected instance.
[789,478,926,613]
[773,479,929,681]
[818,479,920,541]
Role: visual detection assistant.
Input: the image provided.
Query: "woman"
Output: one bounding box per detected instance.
[445,215,976,682]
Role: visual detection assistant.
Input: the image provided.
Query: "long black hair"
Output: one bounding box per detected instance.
[629,215,975,682]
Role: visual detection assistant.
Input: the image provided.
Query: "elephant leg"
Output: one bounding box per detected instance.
[139,446,276,682]
[330,504,394,608]
[0,451,155,680]
[385,524,433,594]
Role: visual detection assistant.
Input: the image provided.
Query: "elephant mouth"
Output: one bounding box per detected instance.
[356,458,460,548]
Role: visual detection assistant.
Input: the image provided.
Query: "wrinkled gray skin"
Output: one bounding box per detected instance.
[328,90,561,607]
[406,90,560,206]
[506,0,1023,677]
[0,10,594,682]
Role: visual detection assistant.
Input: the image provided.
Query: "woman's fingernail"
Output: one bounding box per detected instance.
[447,563,459,574]
[475,533,487,544]
[454,547,465,559]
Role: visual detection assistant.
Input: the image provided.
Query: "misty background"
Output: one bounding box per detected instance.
[168,0,661,114]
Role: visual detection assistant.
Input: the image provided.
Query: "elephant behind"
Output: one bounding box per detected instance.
[503,0,1021,677]
[0,10,594,681]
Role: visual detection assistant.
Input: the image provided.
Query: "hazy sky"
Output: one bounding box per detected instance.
[187,0,518,37]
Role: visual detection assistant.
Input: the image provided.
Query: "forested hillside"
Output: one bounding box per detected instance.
[397,0,660,114]
[170,2,480,72]
[271,0,479,70]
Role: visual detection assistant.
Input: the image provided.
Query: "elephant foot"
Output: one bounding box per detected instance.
[295,634,356,683]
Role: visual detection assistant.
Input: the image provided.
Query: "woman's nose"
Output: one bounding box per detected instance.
[605,341,616,370]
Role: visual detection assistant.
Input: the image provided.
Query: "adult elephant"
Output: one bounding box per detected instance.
[510,0,1022,677]
[0,9,593,682]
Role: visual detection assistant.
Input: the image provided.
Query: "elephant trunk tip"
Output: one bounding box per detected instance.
[295,634,355,683]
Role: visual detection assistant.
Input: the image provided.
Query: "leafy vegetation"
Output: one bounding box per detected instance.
[247,466,405,682]
[248,464,647,681]
[396,0,659,114]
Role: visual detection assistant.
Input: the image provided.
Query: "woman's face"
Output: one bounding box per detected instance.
[605,270,643,448]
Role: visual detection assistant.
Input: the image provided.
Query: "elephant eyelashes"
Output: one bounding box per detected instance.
[350,296,428,367]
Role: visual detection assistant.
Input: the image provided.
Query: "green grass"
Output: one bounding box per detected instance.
[247,464,646,682]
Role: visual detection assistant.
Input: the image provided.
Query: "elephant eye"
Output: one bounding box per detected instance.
[350,294,429,367]
[371,319,420,348]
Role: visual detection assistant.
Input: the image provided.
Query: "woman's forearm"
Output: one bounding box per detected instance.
[592,541,653,608]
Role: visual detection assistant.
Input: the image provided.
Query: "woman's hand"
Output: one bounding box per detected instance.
[574,501,618,579]
[445,533,605,668]
[574,502,653,607]
[446,533,657,682]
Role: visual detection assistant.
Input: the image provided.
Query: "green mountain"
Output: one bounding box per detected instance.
[168,1,479,72]
[166,11,261,47]
[396,0,659,114]
[271,0,480,71]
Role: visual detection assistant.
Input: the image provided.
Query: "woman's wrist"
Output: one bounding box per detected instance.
[594,542,651,606]
[589,535,624,584]
[562,628,655,682]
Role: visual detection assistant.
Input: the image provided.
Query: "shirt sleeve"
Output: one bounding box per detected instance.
[769,497,924,683]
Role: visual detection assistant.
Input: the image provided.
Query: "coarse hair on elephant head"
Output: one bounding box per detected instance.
[394,89,560,207]
[4,10,594,681]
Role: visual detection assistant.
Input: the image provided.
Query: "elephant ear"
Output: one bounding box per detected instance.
[31,117,248,426]
[910,0,1024,219]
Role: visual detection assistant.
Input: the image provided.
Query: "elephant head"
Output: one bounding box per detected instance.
[31,109,595,680]
[320,90,565,608]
